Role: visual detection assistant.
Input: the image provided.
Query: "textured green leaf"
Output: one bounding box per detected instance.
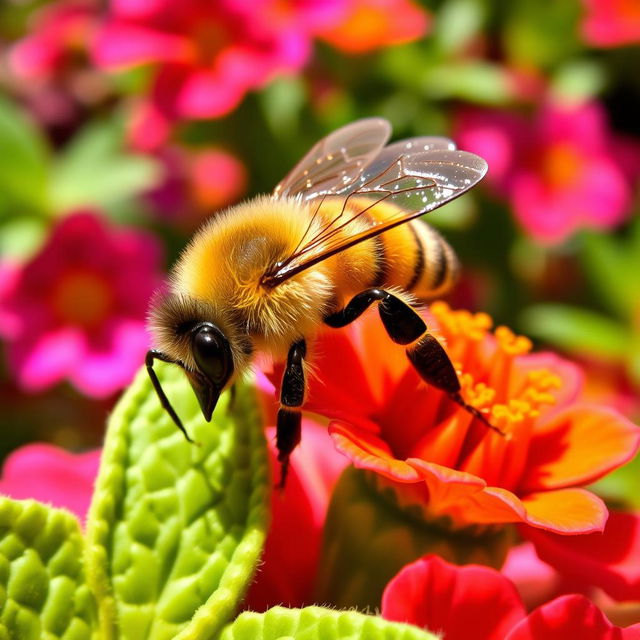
[219,606,438,640]
[85,364,270,640]
[0,95,49,216]
[0,498,98,640]
[520,304,628,360]
[50,119,161,213]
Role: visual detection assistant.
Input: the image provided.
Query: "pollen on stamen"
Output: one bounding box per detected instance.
[430,302,492,343]
[432,303,565,436]
[495,326,532,356]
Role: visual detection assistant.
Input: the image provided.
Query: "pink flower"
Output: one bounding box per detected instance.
[9,0,99,80]
[147,145,247,230]
[0,212,163,397]
[456,101,634,244]
[93,0,326,148]
[581,0,640,48]
[381,555,640,639]
[0,443,100,524]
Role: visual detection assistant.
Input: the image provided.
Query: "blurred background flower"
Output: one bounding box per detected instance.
[0,211,162,397]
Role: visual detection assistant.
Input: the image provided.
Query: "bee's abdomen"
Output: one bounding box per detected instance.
[402,219,459,299]
[365,205,459,300]
[323,198,459,304]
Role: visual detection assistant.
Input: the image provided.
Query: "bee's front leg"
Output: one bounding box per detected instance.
[276,339,307,489]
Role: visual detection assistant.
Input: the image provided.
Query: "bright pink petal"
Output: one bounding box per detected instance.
[70,321,150,397]
[12,328,84,391]
[127,99,172,151]
[244,418,347,611]
[501,543,565,611]
[174,68,245,118]
[524,512,640,602]
[0,444,100,523]
[522,406,640,492]
[505,594,636,640]
[382,555,527,640]
[93,24,190,66]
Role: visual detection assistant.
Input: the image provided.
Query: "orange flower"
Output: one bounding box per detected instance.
[303,303,640,534]
[318,0,430,54]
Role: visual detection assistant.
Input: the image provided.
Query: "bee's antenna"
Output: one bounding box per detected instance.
[145,349,196,444]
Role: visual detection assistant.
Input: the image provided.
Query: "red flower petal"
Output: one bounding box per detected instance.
[524,511,640,602]
[505,594,640,640]
[522,406,640,492]
[381,555,526,640]
[245,418,347,611]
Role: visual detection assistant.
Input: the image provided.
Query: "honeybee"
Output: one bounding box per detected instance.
[147,118,492,486]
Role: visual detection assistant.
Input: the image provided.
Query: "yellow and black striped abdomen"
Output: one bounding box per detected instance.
[356,198,459,299]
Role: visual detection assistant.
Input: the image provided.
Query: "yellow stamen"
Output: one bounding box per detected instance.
[431,302,563,435]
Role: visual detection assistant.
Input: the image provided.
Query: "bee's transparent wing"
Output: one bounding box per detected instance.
[264,148,487,286]
[273,118,392,200]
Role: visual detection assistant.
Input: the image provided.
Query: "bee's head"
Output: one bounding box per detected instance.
[147,293,251,430]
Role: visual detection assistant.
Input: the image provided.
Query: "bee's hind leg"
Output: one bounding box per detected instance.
[276,339,307,489]
[325,289,500,434]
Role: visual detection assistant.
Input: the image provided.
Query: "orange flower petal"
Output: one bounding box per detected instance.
[521,405,640,492]
[406,457,486,508]
[519,489,607,534]
[329,420,422,482]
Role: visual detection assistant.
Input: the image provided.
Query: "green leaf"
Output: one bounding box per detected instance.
[590,452,640,510]
[434,0,485,55]
[0,95,49,216]
[85,364,270,640]
[50,119,161,214]
[520,304,628,360]
[423,62,513,105]
[219,606,438,640]
[0,498,98,640]
[580,232,635,320]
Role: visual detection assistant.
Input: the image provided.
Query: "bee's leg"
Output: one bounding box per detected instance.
[276,339,307,489]
[325,289,500,433]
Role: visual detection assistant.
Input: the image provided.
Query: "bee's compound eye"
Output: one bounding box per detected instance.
[192,324,233,386]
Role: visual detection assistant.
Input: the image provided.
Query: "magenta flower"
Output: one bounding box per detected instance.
[147,145,247,229]
[456,100,634,244]
[9,0,98,80]
[0,212,163,397]
[0,444,100,524]
[93,0,331,148]
[382,555,640,640]
[581,0,640,48]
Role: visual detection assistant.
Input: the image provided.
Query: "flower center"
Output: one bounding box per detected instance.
[540,142,584,190]
[430,303,562,437]
[50,270,114,329]
[189,21,230,66]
